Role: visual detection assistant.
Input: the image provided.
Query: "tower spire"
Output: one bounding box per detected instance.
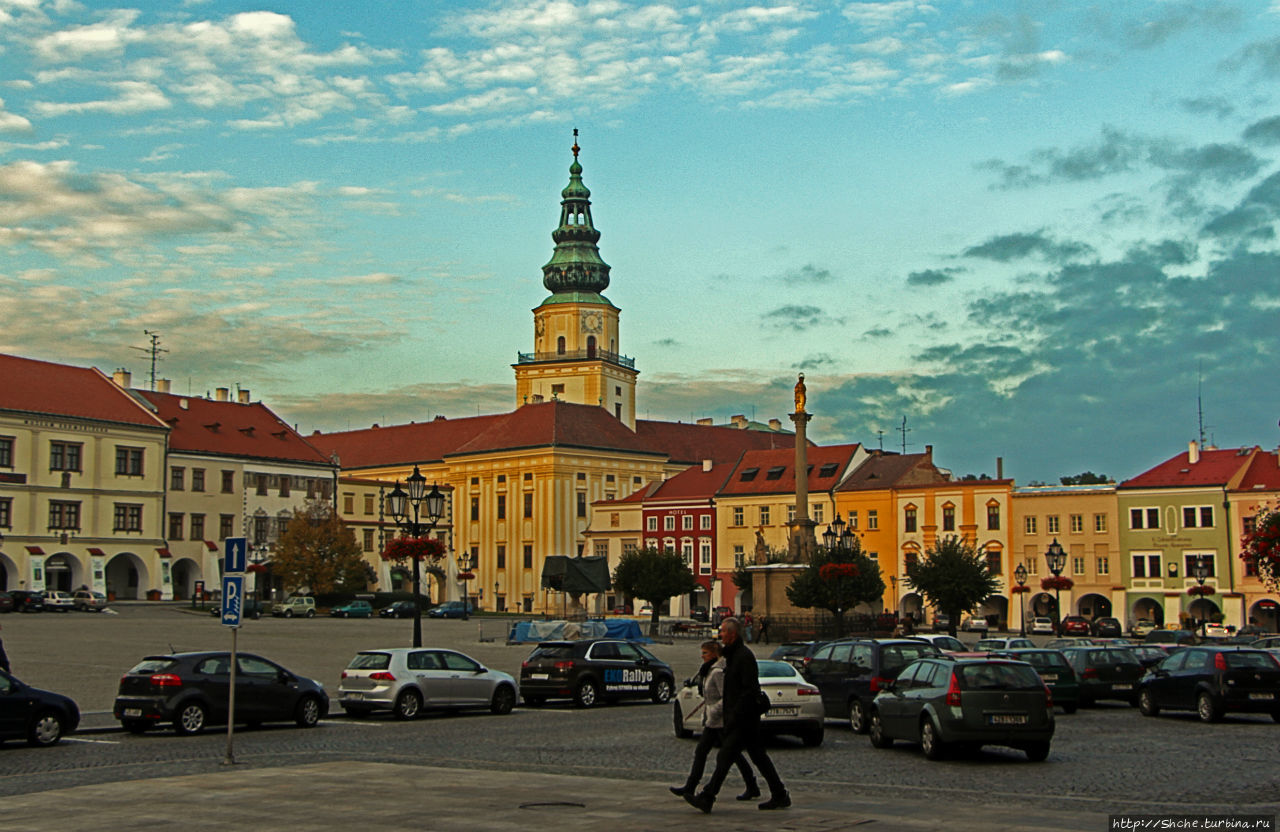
[541,130,610,296]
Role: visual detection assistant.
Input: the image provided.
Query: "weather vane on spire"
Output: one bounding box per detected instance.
[572,127,579,158]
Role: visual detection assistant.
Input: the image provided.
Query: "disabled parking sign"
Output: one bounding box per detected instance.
[221,575,244,628]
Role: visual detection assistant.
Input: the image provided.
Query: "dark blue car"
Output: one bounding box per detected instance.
[0,670,80,746]
[427,601,474,619]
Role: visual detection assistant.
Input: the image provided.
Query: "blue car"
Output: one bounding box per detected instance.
[330,600,373,619]
[426,601,473,619]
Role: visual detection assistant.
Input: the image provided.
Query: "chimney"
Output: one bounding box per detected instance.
[702,459,713,472]
[996,456,1003,479]
[696,418,713,426]
[1188,440,1200,464]
[769,418,781,430]
[215,387,229,401]
[238,389,250,404]
[925,444,933,458]
[730,415,746,428]
[112,369,131,388]
[155,378,171,393]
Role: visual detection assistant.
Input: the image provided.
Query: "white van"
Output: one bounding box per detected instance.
[272,596,316,618]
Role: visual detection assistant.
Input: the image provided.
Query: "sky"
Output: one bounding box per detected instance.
[1,0,1279,486]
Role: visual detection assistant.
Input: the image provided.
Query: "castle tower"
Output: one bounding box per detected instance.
[513,132,638,428]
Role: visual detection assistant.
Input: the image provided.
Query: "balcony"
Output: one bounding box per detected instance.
[516,348,635,370]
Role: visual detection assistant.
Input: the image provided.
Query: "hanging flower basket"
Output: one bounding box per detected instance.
[1040,575,1074,592]
[1186,584,1216,597]
[382,536,446,563]
[1241,505,1280,592]
[1009,584,1031,594]
[819,563,858,582]
[246,563,269,574]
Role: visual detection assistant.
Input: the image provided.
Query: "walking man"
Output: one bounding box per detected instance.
[684,617,789,813]
[670,640,758,801]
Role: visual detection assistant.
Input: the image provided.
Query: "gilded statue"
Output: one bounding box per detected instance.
[794,373,806,414]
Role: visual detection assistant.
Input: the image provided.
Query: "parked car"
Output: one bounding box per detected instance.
[0,591,12,613]
[338,647,517,719]
[1091,617,1123,638]
[378,600,420,619]
[931,613,952,633]
[690,606,709,622]
[1059,646,1144,706]
[1202,623,1234,639]
[909,634,969,654]
[426,600,474,619]
[867,657,1055,761]
[803,638,941,733]
[113,651,328,735]
[72,590,108,611]
[609,604,632,615]
[1130,644,1183,669]
[40,590,75,612]
[207,598,265,620]
[710,605,734,625]
[960,616,989,633]
[1029,617,1056,635]
[976,637,1036,651]
[330,600,373,619]
[0,669,80,746]
[10,590,44,612]
[1059,616,1091,636]
[1252,636,1280,650]
[1144,629,1197,646]
[1137,646,1280,723]
[988,648,1080,713]
[271,596,316,618]
[518,638,675,708]
[673,659,824,746]
[769,640,826,672]
[1044,637,1094,650]
[1131,619,1158,638]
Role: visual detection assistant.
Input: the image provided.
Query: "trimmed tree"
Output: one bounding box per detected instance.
[785,538,886,636]
[906,535,1000,637]
[270,501,369,596]
[612,546,698,636]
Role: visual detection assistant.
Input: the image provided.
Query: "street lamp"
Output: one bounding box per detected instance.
[387,466,445,648]
[248,543,270,604]
[1014,562,1028,637]
[1191,554,1211,636]
[456,550,475,621]
[1045,538,1067,634]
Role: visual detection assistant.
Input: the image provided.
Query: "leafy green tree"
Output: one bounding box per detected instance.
[271,501,369,595]
[1059,471,1112,485]
[786,539,885,635]
[905,535,1000,637]
[612,546,698,636]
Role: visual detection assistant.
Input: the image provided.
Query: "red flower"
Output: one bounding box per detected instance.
[1009,585,1030,594]
[246,563,268,574]
[382,536,446,562]
[1186,584,1216,597]
[1040,575,1074,592]
[819,563,858,582]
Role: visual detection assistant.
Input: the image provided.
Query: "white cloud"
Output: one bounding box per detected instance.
[33,80,170,116]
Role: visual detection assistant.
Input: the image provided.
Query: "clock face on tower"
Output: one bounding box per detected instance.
[582,311,603,334]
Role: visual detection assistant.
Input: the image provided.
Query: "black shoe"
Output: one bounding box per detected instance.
[669,785,691,797]
[758,792,791,810]
[684,792,714,814]
[736,786,761,801]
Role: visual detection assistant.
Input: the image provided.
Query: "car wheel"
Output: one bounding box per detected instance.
[801,724,825,747]
[848,698,869,734]
[28,711,64,747]
[523,695,545,707]
[295,695,322,728]
[251,611,260,620]
[1023,741,1051,762]
[1062,702,1078,715]
[1138,690,1160,717]
[673,702,692,739]
[920,717,948,761]
[650,677,673,705]
[490,685,516,715]
[1196,691,1222,723]
[574,678,600,708]
[284,609,294,618]
[122,720,149,735]
[394,689,422,720]
[868,710,893,749]
[306,609,315,618]
[175,701,207,735]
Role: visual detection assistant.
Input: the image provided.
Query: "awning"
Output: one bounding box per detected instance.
[88,547,106,557]
[25,545,45,555]
[156,547,172,558]
[204,540,218,552]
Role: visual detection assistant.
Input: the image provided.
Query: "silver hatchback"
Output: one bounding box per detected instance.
[338,647,517,720]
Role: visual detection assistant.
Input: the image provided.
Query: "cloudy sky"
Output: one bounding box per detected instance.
[2,0,1279,485]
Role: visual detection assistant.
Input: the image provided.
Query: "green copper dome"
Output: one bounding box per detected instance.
[542,134,610,297]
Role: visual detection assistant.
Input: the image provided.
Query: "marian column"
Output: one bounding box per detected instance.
[787,373,819,562]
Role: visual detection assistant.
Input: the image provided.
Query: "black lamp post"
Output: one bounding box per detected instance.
[456,550,475,621]
[387,466,445,648]
[1191,554,1211,636]
[1014,562,1028,637]
[249,543,269,605]
[1045,538,1067,634]
[821,514,857,635]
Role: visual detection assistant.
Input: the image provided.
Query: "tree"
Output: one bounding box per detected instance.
[611,547,698,636]
[905,535,1000,637]
[786,539,885,635]
[1060,471,1112,485]
[270,501,369,595]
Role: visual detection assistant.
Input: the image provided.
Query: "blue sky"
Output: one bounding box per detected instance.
[2,0,1279,485]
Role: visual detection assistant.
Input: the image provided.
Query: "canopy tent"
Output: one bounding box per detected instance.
[507,618,649,643]
[540,556,611,595]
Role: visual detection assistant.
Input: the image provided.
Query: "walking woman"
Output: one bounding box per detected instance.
[670,640,758,801]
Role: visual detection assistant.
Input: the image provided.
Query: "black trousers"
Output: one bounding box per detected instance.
[683,726,755,791]
[702,718,785,800]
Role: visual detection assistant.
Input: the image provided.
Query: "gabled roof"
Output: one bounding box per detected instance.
[718,444,861,497]
[310,412,509,469]
[636,419,795,465]
[1120,446,1256,490]
[0,353,167,429]
[450,401,661,457]
[137,391,332,465]
[836,450,950,492]
[1234,448,1280,492]
[644,462,735,503]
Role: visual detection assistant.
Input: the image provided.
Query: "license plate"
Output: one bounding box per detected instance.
[1041,674,1058,682]
[124,708,142,717]
[1112,683,1132,691]
[988,713,1027,725]
[1249,692,1274,701]
[768,706,800,717]
[528,673,549,680]
[345,692,363,700]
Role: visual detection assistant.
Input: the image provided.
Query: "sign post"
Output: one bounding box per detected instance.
[221,538,247,766]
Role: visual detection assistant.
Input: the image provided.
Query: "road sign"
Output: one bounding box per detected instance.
[224,537,246,574]
[221,575,244,627]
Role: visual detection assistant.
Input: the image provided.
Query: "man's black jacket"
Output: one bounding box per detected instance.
[720,638,761,729]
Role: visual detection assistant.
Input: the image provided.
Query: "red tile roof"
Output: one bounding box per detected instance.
[1120,446,1256,489]
[718,444,861,497]
[138,391,332,465]
[636,420,796,465]
[0,353,168,429]
[1234,448,1280,492]
[646,463,735,502]
[450,401,661,457]
[836,450,951,491]
[310,412,509,469]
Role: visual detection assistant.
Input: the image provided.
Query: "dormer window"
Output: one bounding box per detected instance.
[765,466,785,480]
[739,468,759,482]
[818,463,838,477]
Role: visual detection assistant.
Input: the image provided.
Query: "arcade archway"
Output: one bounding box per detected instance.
[105,552,150,600]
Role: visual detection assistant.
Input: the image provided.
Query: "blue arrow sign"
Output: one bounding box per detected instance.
[221,575,244,627]
[224,537,246,574]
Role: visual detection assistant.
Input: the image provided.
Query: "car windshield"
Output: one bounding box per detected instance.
[347,652,391,670]
[128,658,178,674]
[634,644,661,663]
[528,645,575,660]
[1088,648,1139,665]
[1020,651,1069,670]
[976,640,1004,650]
[758,661,797,679]
[1224,651,1277,669]
[958,662,1043,690]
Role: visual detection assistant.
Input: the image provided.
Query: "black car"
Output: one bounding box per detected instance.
[207,598,265,620]
[769,640,825,673]
[9,590,44,613]
[1091,617,1123,638]
[518,639,675,708]
[378,600,421,619]
[113,651,329,735]
[1137,646,1280,723]
[803,638,941,733]
[0,591,12,613]
[989,648,1081,714]
[0,669,80,747]
[1059,646,1144,706]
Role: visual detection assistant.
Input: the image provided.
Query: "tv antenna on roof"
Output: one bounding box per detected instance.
[1197,365,1212,448]
[899,415,912,454]
[130,330,168,391]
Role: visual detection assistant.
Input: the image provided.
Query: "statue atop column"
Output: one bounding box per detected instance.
[794,373,806,414]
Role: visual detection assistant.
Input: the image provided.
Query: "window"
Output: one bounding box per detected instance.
[113,503,143,532]
[1097,556,1109,576]
[343,495,355,514]
[1244,515,1258,535]
[765,466,785,480]
[497,495,506,520]
[813,504,823,523]
[622,539,637,555]
[646,516,658,532]
[190,514,205,540]
[279,477,290,498]
[1027,558,1038,575]
[848,511,858,529]
[556,336,565,355]
[595,541,608,558]
[662,515,674,531]
[904,507,917,533]
[700,539,712,571]
[1070,514,1083,533]
[551,383,565,396]
[222,470,235,493]
[819,463,838,477]
[49,500,80,530]
[191,468,205,491]
[733,545,745,567]
[759,506,770,525]
[1132,553,1161,578]
[739,468,758,482]
[1094,513,1107,533]
[170,466,185,491]
[1184,554,1216,577]
[116,446,144,476]
[1130,507,1160,530]
[470,496,480,522]
[1182,506,1214,528]
[867,510,878,530]
[1046,515,1060,534]
[363,495,374,515]
[681,540,694,565]
[220,514,235,539]
[1071,556,1085,575]
[362,529,374,551]
[904,551,918,571]
[523,545,533,568]
[700,514,711,530]
[787,505,795,523]
[1024,516,1038,535]
[497,545,506,568]
[942,505,955,532]
[985,551,1001,574]
[49,441,82,472]
[732,507,744,526]
[255,474,268,496]
[576,492,586,518]
[986,504,1000,530]
[168,513,184,540]
[523,492,533,518]
[682,514,693,530]
[0,436,12,468]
